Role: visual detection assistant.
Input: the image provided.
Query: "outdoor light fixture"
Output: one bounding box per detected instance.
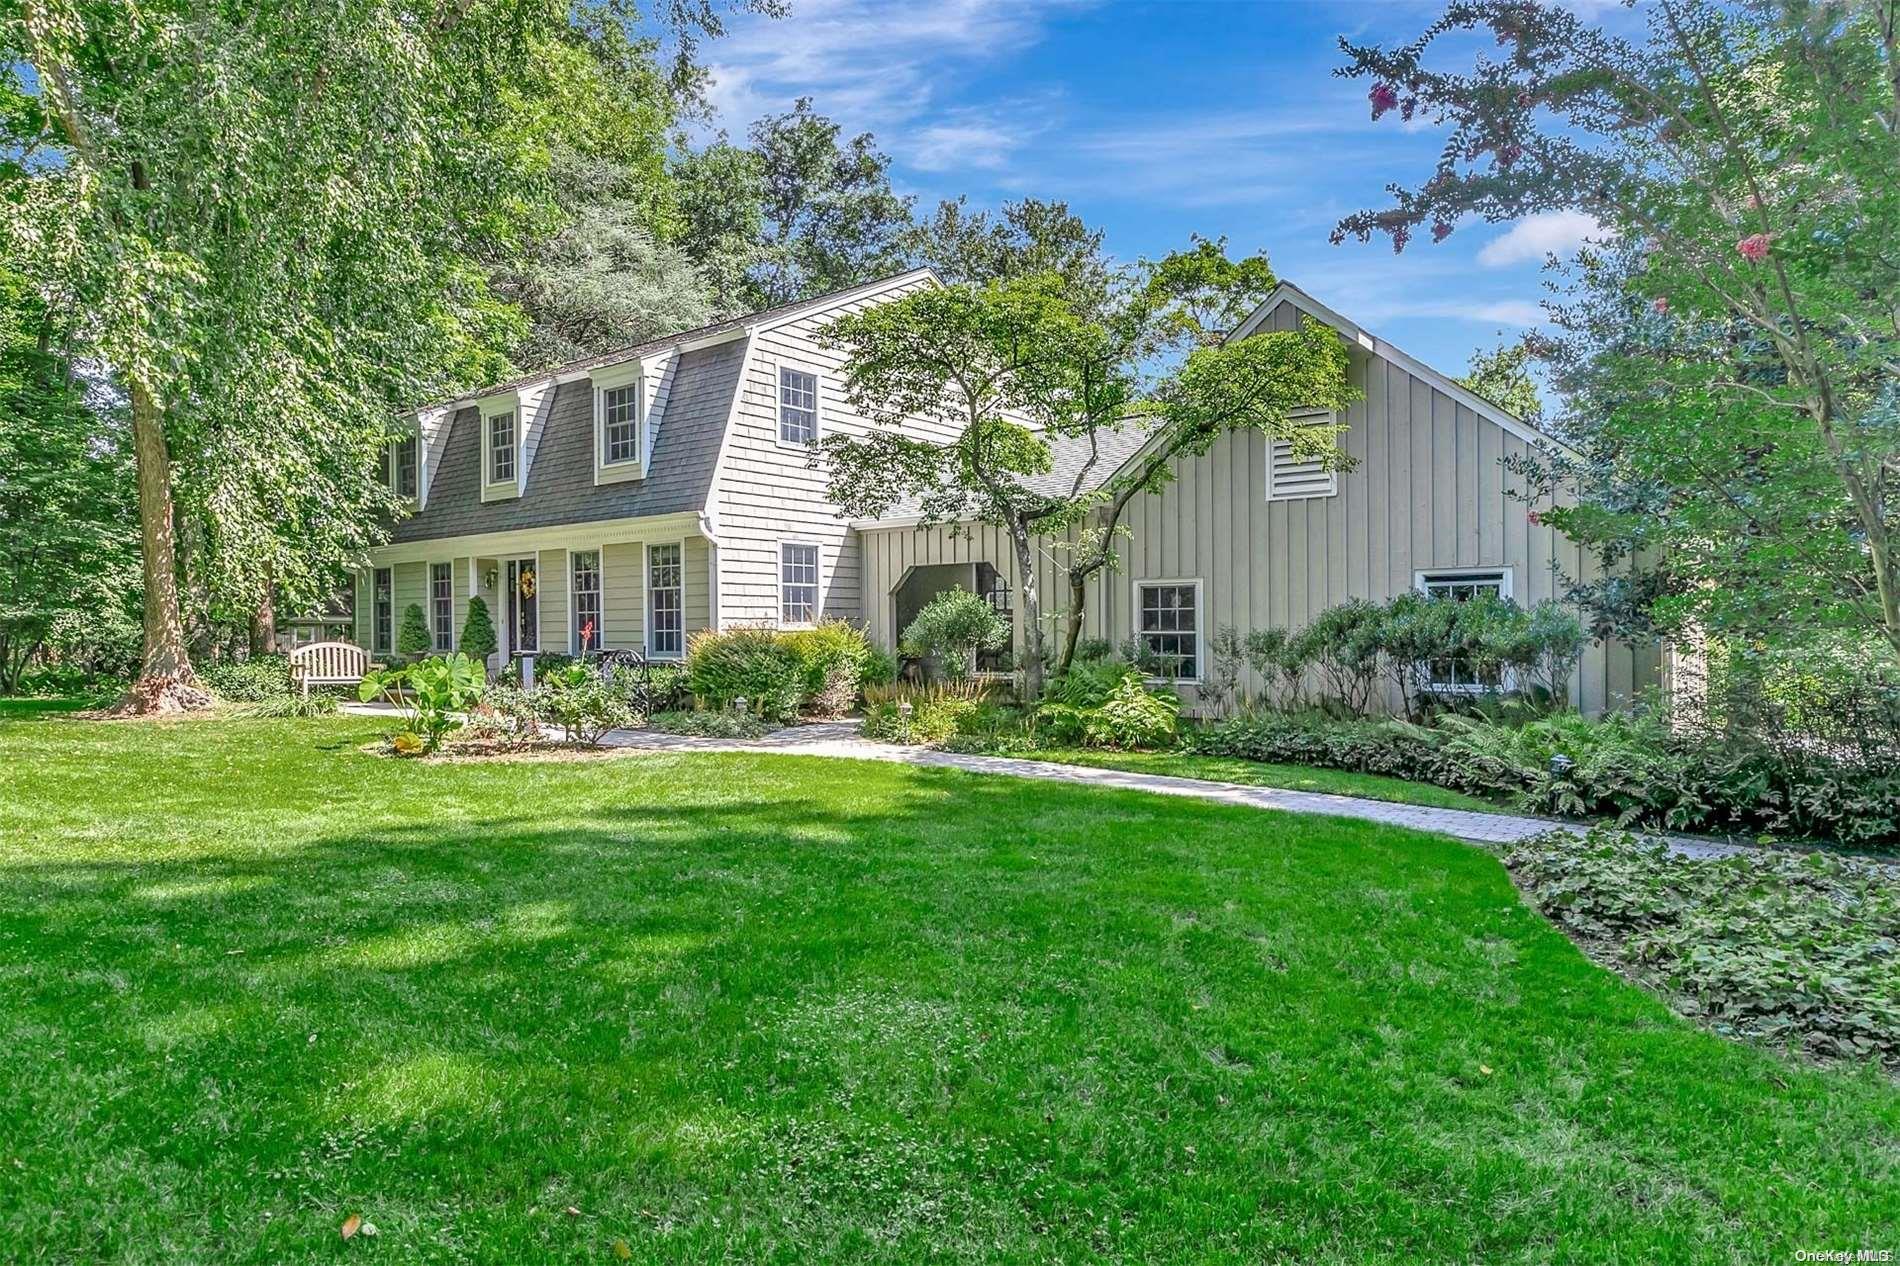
[1550,754,1575,777]
[897,699,914,743]
[733,696,749,717]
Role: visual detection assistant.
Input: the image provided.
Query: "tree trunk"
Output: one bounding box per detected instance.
[250,578,276,657]
[1058,571,1089,675]
[110,380,211,714]
[1008,518,1045,701]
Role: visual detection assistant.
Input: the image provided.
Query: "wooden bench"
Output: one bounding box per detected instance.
[289,641,370,698]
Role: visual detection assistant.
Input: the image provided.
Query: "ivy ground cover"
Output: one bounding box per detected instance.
[1,705,1895,1262]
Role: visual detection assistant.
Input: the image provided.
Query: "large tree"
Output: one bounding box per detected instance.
[1335,0,1900,659]
[910,197,1118,315]
[7,0,742,711]
[821,247,1356,699]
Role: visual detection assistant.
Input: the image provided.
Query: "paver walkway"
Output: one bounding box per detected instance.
[599,720,1747,858]
[340,704,1744,857]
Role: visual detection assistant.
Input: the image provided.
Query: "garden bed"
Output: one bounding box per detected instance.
[1506,827,1900,1072]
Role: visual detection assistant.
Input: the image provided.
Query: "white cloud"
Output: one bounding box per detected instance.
[699,0,1079,154]
[1476,211,1603,267]
[911,117,1027,172]
[1466,299,1547,326]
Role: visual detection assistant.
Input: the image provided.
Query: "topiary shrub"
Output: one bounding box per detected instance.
[397,602,433,659]
[459,596,498,661]
[686,625,805,722]
[900,588,1009,683]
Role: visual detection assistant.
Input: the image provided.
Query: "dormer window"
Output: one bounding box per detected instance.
[393,434,419,499]
[487,409,516,484]
[590,360,646,485]
[603,385,639,464]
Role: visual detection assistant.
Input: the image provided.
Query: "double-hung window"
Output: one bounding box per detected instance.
[429,563,453,651]
[1136,580,1201,681]
[372,567,393,655]
[488,410,516,485]
[975,562,1012,672]
[647,543,683,658]
[394,435,419,499]
[780,543,818,625]
[602,385,639,465]
[1417,568,1512,692]
[778,367,818,445]
[572,549,602,654]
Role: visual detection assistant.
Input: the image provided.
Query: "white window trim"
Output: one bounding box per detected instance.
[1265,409,1341,502]
[389,431,422,506]
[591,360,646,486]
[644,539,686,660]
[569,546,605,656]
[1413,566,1514,601]
[479,394,522,502]
[776,363,821,449]
[1413,566,1516,694]
[429,560,455,652]
[777,540,821,628]
[1132,577,1204,685]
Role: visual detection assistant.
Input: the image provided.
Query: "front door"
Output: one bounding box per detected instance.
[506,557,539,654]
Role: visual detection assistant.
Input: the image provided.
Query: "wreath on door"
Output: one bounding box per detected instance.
[518,570,536,600]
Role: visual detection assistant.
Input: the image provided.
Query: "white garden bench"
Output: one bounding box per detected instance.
[288,641,370,698]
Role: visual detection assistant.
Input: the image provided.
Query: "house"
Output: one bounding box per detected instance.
[354,269,1659,714]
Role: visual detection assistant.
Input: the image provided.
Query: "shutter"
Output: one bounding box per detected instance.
[1267,437,1338,500]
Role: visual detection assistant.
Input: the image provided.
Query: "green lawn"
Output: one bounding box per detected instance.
[2,705,1895,1263]
[1020,746,1502,812]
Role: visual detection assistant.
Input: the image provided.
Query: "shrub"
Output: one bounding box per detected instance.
[359,652,486,752]
[1507,827,1900,1069]
[646,709,771,740]
[459,596,498,660]
[860,683,984,745]
[199,654,293,702]
[1291,599,1384,714]
[900,588,1009,682]
[784,619,880,716]
[1198,626,1245,718]
[1242,628,1308,705]
[1191,708,1452,784]
[499,651,576,686]
[685,625,805,721]
[397,603,433,659]
[533,662,634,745]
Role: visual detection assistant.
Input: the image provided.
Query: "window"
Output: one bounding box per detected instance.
[780,543,818,624]
[975,561,1012,672]
[1266,415,1339,501]
[778,366,818,444]
[377,446,392,489]
[572,549,602,654]
[1136,581,1200,681]
[394,435,419,499]
[602,385,639,465]
[1417,568,1512,692]
[488,410,516,484]
[372,567,393,655]
[647,543,683,657]
[430,563,452,651]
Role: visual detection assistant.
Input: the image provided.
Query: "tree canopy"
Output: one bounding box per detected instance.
[1336,0,1900,660]
[821,245,1357,695]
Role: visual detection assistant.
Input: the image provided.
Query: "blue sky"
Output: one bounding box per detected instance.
[696,0,1622,378]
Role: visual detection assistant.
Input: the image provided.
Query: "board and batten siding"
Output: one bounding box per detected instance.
[711,274,954,627]
[860,300,1660,716]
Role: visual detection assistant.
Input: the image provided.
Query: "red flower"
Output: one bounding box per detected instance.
[581,619,595,646]
[1527,510,1543,527]
[1651,296,1669,314]
[1370,82,1400,119]
[1736,233,1771,263]
[1391,223,1412,253]
[1497,143,1523,168]
[1432,219,1454,243]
